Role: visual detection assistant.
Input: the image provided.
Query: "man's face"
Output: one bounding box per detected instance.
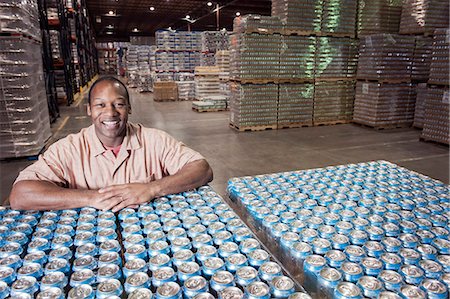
[87,80,130,147]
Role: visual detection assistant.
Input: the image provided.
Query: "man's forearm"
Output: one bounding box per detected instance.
[151,159,213,198]
[9,180,95,211]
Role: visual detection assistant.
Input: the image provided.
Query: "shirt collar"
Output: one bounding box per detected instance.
[89,123,142,157]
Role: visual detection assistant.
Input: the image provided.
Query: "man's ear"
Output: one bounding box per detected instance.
[128,106,132,114]
[87,104,92,116]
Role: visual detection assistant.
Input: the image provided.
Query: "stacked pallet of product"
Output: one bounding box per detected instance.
[421,86,449,144]
[233,15,284,34]
[230,33,282,82]
[413,83,427,128]
[428,29,449,86]
[399,0,449,35]
[201,31,230,67]
[216,50,230,80]
[176,72,195,101]
[314,81,355,124]
[126,45,139,88]
[354,82,416,128]
[315,37,359,79]
[194,66,221,100]
[421,29,450,145]
[230,83,278,130]
[192,95,228,112]
[412,36,433,82]
[356,34,415,82]
[271,0,322,34]
[321,0,357,37]
[279,35,316,81]
[137,46,152,92]
[0,39,51,158]
[0,0,41,40]
[153,81,178,102]
[278,83,314,128]
[357,0,403,37]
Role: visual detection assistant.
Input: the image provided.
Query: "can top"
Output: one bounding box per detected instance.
[260,261,282,274]
[399,264,424,278]
[127,288,153,299]
[67,284,93,299]
[341,262,362,275]
[126,272,150,286]
[220,286,244,298]
[97,278,122,293]
[271,276,295,291]
[198,245,217,256]
[71,269,95,282]
[184,276,207,290]
[246,281,270,296]
[236,266,258,280]
[193,292,215,299]
[157,281,181,297]
[357,276,383,290]
[335,282,361,297]
[12,276,37,291]
[379,270,403,284]
[203,258,224,270]
[248,249,269,261]
[36,286,63,298]
[319,267,342,282]
[18,262,41,275]
[154,267,176,279]
[125,258,147,270]
[41,271,66,284]
[288,292,312,299]
[399,285,426,299]
[212,270,234,284]
[98,264,120,277]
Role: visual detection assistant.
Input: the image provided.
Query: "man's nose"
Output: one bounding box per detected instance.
[105,104,118,115]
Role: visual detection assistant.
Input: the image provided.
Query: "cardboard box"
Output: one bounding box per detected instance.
[153,81,178,101]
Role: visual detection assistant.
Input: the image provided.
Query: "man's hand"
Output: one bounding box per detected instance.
[98,183,158,212]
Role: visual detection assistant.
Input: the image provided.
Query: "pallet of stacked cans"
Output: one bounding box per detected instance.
[228,160,450,299]
[215,51,231,110]
[353,34,417,129]
[278,84,314,129]
[0,186,310,298]
[320,0,357,38]
[357,0,403,37]
[413,83,427,129]
[271,0,322,35]
[175,72,195,101]
[399,0,449,35]
[0,0,52,159]
[126,45,139,88]
[137,46,152,93]
[233,15,284,35]
[192,67,226,112]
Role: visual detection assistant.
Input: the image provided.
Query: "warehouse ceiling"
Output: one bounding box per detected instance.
[86,0,272,41]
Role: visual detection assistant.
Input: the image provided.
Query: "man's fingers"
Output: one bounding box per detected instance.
[100,196,123,211]
[98,184,127,194]
[112,199,131,213]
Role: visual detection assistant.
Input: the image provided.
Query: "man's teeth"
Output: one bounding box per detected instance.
[103,121,119,125]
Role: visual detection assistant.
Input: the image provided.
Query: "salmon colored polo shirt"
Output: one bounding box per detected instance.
[15,123,205,189]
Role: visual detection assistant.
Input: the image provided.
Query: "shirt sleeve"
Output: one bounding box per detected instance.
[14,142,69,187]
[157,131,205,175]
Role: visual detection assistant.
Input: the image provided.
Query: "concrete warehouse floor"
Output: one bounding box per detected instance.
[1,88,449,204]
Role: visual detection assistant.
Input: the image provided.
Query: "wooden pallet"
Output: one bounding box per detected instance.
[277,78,315,84]
[419,137,449,146]
[352,121,412,130]
[154,98,180,102]
[314,120,352,126]
[230,123,277,132]
[192,107,228,113]
[240,28,284,35]
[277,122,313,129]
[283,29,317,36]
[230,79,279,84]
[427,82,449,87]
[315,77,356,82]
[317,32,356,38]
[356,78,412,84]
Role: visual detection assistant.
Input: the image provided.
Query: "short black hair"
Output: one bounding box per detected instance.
[88,76,130,105]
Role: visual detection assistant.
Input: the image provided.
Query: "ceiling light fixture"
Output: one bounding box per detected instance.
[150,6,155,11]
[186,15,190,19]
[236,12,240,16]
[133,28,139,32]
[106,24,114,29]
[207,1,212,6]
[106,31,113,35]
[108,10,114,15]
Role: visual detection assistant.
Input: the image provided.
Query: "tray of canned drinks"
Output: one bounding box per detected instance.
[227,160,450,299]
[0,185,310,298]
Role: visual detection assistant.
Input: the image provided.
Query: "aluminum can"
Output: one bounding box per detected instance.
[325,250,346,268]
[331,234,350,250]
[291,242,312,261]
[48,246,72,261]
[233,227,253,243]
[97,264,122,282]
[193,292,214,299]
[240,238,260,255]
[123,258,148,278]
[380,253,402,271]
[432,238,450,254]
[153,267,177,288]
[147,231,167,245]
[99,240,121,254]
[187,225,207,239]
[17,262,43,279]
[144,222,162,236]
[419,279,448,299]
[317,267,342,298]
[441,273,450,289]
[259,261,282,283]
[287,292,312,299]
[363,241,385,258]
[311,238,331,255]
[178,262,201,283]
[192,234,213,249]
[399,285,426,299]
[155,281,182,299]
[183,276,208,298]
[74,232,95,247]
[70,269,96,287]
[167,228,187,242]
[125,272,150,294]
[381,237,402,253]
[127,288,153,299]
[98,252,122,268]
[23,251,47,266]
[51,234,73,250]
[32,228,53,241]
[148,241,170,257]
[171,237,192,253]
[417,244,438,260]
[0,241,23,258]
[0,266,15,285]
[40,271,68,290]
[36,287,64,299]
[0,281,8,299]
[226,219,244,233]
[399,233,419,249]
[344,245,366,263]
[356,276,383,299]
[244,281,270,299]
[10,276,38,297]
[0,255,21,271]
[67,284,94,299]
[96,228,118,243]
[248,249,270,268]
[234,266,257,287]
[218,242,240,259]
[378,270,403,292]
[210,270,235,293]
[333,281,362,299]
[196,245,218,264]
[300,228,318,243]
[431,227,449,239]
[360,257,383,276]
[225,254,248,273]
[6,232,28,246]
[437,255,450,272]
[122,225,142,238]
[96,279,123,298]
[149,254,173,271]
[270,276,295,298]
[341,262,363,283]
[399,248,421,265]
[75,243,98,258]
[202,258,225,278]
[318,225,336,239]
[419,259,443,279]
[54,225,75,237]
[72,255,97,272]
[399,264,424,285]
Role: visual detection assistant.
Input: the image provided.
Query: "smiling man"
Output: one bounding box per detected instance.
[9,76,213,211]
